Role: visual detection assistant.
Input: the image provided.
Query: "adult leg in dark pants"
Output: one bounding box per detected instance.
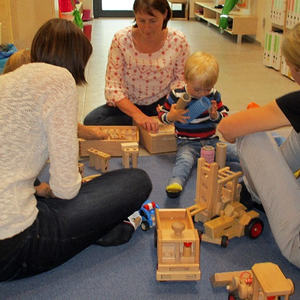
[83,97,167,126]
[0,168,152,281]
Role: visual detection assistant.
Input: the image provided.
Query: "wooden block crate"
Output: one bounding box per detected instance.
[79,126,139,157]
[134,117,176,154]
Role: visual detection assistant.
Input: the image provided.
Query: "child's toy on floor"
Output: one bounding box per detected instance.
[79,125,139,157]
[139,200,160,231]
[200,145,215,163]
[82,174,101,183]
[155,208,201,281]
[210,262,294,299]
[215,142,227,168]
[121,142,139,168]
[88,147,111,173]
[188,158,263,247]
[134,116,176,154]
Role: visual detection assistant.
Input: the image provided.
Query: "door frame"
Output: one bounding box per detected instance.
[93,0,134,18]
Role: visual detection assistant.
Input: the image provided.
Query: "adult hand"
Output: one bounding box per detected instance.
[35,182,55,198]
[133,113,159,133]
[78,123,108,140]
[167,104,189,123]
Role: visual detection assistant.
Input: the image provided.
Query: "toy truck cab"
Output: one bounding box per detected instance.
[155,208,201,281]
[211,262,294,299]
[139,200,159,231]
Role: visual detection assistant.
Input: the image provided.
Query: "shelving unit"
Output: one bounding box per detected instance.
[194,1,257,44]
[263,0,298,80]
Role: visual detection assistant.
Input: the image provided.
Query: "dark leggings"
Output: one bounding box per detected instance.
[83,96,167,125]
[0,168,152,281]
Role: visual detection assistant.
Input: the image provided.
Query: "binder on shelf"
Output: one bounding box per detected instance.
[263,32,273,67]
[272,32,282,70]
[271,0,287,26]
[286,0,300,29]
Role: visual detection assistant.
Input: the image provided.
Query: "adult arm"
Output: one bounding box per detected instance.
[44,68,82,199]
[116,98,159,132]
[218,100,290,143]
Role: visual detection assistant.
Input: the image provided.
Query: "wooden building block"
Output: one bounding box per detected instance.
[88,147,111,173]
[134,117,176,154]
[121,142,139,168]
[79,126,139,157]
[78,162,84,177]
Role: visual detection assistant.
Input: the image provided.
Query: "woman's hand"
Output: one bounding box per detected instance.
[167,104,189,123]
[35,182,55,198]
[133,113,159,133]
[78,123,108,140]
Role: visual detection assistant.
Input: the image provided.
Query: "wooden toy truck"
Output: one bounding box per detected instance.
[211,262,294,299]
[188,158,263,247]
[155,208,201,281]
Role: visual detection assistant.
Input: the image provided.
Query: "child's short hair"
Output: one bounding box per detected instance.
[3,49,31,74]
[184,52,219,89]
[282,23,300,70]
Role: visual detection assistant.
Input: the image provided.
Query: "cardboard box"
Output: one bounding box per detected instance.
[79,126,139,157]
[135,117,176,154]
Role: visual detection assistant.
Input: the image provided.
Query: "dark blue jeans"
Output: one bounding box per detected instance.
[83,96,167,125]
[0,168,152,281]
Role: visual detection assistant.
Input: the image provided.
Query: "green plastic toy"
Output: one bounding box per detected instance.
[73,8,83,29]
[219,0,238,32]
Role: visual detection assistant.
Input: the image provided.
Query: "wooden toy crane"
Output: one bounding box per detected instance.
[188,157,242,223]
[188,157,263,247]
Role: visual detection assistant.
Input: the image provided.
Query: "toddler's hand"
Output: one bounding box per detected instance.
[167,104,190,123]
[209,100,218,120]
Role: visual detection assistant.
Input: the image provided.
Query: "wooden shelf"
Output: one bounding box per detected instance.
[194,1,257,44]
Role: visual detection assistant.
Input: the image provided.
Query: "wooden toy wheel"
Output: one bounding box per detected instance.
[245,218,264,239]
[228,293,237,300]
[221,235,229,248]
[141,221,150,231]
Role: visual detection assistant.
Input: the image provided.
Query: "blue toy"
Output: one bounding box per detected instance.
[185,96,212,122]
[139,200,160,231]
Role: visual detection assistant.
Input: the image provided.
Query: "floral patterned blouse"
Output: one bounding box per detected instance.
[105,26,190,106]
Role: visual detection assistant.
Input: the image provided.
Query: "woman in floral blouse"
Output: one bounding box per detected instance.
[84,0,190,132]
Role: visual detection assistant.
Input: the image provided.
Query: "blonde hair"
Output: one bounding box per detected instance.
[282,23,300,70]
[184,52,219,88]
[3,49,31,74]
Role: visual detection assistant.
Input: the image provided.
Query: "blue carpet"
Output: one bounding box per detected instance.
[1,154,300,299]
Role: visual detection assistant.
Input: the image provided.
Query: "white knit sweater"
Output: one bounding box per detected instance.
[0,63,82,239]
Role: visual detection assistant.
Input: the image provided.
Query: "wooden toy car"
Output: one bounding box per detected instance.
[201,201,263,247]
[139,200,159,231]
[211,262,294,299]
[155,208,201,281]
